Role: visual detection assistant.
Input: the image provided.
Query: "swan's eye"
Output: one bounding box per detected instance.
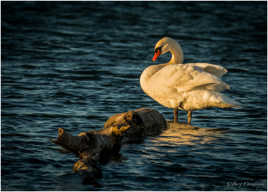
[154,47,162,54]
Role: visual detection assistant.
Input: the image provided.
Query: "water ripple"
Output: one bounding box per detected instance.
[2,2,266,191]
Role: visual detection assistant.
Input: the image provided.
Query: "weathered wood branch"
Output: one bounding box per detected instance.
[52,108,167,184]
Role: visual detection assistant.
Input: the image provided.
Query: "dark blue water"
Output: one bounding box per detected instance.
[2,2,267,190]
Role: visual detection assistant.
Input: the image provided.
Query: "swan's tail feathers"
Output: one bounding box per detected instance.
[219,94,241,109]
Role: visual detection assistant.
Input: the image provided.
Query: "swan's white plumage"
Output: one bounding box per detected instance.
[140,37,238,113]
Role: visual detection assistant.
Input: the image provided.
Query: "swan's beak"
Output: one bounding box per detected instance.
[152,49,161,62]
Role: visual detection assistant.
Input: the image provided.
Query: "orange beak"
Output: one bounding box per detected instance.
[152,49,161,62]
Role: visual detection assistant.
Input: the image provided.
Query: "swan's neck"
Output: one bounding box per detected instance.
[168,43,184,64]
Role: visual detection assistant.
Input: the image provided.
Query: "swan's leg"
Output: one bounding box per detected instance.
[173,108,178,123]
[187,111,192,124]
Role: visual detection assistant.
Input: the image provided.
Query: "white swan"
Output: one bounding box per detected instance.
[140,37,239,124]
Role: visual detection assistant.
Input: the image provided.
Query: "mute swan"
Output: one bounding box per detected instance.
[140,37,239,124]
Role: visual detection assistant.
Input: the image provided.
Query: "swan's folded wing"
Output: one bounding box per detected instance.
[149,64,230,93]
[189,63,228,78]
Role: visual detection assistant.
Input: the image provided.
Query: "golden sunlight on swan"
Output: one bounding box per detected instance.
[140,37,239,124]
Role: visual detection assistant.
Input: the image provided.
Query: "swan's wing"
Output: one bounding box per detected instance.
[188,63,228,78]
[149,64,230,93]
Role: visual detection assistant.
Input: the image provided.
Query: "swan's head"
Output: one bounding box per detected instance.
[152,37,184,64]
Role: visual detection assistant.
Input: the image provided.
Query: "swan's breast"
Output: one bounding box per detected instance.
[140,64,166,91]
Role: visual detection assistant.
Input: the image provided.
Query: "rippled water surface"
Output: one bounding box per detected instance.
[2,2,267,190]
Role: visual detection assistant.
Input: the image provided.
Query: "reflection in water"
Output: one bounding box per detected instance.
[153,121,227,146]
[2,2,266,190]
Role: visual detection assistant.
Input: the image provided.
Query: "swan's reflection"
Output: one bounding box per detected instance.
[152,121,227,146]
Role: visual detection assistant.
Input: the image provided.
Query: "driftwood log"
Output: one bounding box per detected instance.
[52,108,167,185]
